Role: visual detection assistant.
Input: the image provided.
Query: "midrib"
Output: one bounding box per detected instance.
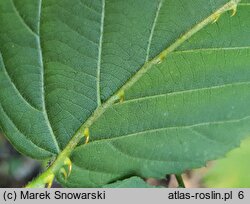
[66,0,240,148]
[43,0,241,176]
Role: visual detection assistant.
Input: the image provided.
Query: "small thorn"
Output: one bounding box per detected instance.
[60,168,68,180]
[45,174,55,188]
[46,181,53,188]
[84,128,90,144]
[117,90,125,103]
[58,158,72,180]
[85,135,90,144]
[212,14,220,24]
[155,54,166,65]
[231,5,237,17]
[64,157,72,177]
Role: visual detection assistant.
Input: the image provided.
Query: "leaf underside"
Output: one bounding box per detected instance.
[1,0,250,187]
[103,176,152,188]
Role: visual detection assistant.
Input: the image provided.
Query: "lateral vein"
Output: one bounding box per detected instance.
[145,0,163,62]
[37,0,61,153]
[96,0,106,106]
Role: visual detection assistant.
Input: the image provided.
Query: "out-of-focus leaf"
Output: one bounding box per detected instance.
[204,137,250,187]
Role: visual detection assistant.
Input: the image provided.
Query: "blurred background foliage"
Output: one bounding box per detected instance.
[0,131,249,187]
[204,137,250,187]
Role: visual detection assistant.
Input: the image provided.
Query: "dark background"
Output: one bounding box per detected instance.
[0,132,41,187]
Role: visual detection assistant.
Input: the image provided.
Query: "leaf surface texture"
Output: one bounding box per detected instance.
[0,0,250,187]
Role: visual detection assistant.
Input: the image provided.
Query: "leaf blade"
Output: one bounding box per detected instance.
[1,0,249,187]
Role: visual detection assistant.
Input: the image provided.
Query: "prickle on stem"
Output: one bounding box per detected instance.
[84,127,90,144]
[211,1,238,24]
[212,13,221,24]
[117,90,125,103]
[64,157,72,176]
[45,174,55,188]
[59,168,68,180]
[59,157,72,180]
[155,54,166,65]
[230,4,237,17]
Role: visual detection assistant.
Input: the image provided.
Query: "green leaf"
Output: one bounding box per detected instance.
[204,137,250,187]
[103,176,152,188]
[1,0,250,187]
